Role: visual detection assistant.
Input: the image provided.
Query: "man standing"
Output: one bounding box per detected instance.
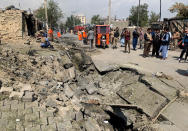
[124,28,131,53]
[87,28,95,50]
[132,28,139,50]
[110,28,114,45]
[120,28,125,47]
[48,28,54,41]
[172,29,180,50]
[160,27,170,60]
[179,28,188,62]
[113,27,119,49]
[82,29,88,45]
[143,28,153,57]
[152,29,161,57]
[139,28,144,49]
[78,30,83,41]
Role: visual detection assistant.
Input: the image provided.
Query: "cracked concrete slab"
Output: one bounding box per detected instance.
[117,82,167,117]
[141,76,178,100]
[162,101,188,131]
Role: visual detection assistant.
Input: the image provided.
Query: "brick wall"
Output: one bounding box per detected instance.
[0,10,24,41]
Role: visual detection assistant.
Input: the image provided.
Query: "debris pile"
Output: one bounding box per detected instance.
[0,36,187,131]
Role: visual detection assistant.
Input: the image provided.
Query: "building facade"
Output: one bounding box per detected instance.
[76,15,86,25]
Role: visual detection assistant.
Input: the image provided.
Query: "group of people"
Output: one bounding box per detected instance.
[77,26,188,63]
[114,27,188,61]
[78,28,95,49]
[40,28,62,48]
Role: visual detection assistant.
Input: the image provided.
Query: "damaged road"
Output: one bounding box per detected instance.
[0,34,187,131]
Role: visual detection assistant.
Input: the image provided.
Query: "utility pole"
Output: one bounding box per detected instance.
[137,0,141,27]
[160,0,162,21]
[108,0,111,25]
[44,0,49,31]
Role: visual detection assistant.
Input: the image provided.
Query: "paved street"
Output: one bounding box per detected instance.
[92,45,188,89]
[0,100,63,131]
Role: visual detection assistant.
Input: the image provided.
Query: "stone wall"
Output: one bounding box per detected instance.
[0,9,24,40]
[104,20,129,31]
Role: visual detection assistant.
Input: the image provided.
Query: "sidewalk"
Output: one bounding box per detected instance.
[92,46,188,89]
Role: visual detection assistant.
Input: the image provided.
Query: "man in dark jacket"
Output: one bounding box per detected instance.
[152,29,161,57]
[132,28,139,50]
[159,27,170,60]
[113,27,119,49]
[179,28,188,62]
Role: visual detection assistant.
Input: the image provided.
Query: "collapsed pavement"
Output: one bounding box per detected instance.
[0,35,187,131]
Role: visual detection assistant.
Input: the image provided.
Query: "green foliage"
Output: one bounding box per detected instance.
[91,15,102,25]
[65,15,81,30]
[149,11,160,25]
[129,3,149,27]
[34,0,63,28]
[59,22,65,30]
[169,2,188,18]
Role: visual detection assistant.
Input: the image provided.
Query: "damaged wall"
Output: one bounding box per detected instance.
[164,18,188,34]
[0,9,43,41]
[0,9,23,40]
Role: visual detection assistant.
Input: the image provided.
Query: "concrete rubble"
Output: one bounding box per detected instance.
[0,35,187,131]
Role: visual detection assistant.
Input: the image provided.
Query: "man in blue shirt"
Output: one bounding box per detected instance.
[159,27,170,60]
[179,28,188,62]
[132,28,139,50]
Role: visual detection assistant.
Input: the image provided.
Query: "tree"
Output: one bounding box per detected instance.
[91,15,102,25]
[169,2,188,18]
[59,22,65,31]
[149,11,160,24]
[34,0,63,28]
[65,15,81,30]
[129,3,149,27]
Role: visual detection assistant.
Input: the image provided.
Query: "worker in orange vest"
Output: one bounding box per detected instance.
[48,28,54,41]
[82,29,87,44]
[78,30,83,41]
[57,32,61,38]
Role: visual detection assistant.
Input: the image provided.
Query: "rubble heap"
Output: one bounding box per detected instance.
[0,36,187,131]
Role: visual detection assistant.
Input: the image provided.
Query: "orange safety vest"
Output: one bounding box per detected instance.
[57,32,61,38]
[78,31,82,41]
[48,29,53,34]
[83,31,87,38]
[97,34,102,45]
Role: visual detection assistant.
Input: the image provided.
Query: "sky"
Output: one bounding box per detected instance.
[0,0,187,22]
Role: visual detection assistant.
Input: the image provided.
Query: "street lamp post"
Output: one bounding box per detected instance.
[44,0,49,31]
[109,0,111,25]
[137,0,141,27]
[160,0,162,21]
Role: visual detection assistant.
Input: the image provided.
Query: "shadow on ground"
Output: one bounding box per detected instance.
[176,69,188,76]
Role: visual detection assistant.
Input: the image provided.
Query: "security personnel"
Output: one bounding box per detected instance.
[82,29,87,44]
